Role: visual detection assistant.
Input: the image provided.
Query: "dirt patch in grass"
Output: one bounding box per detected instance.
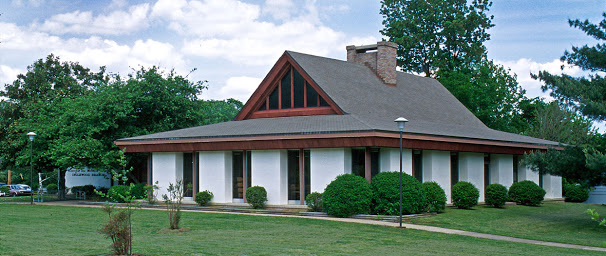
[157,227,191,233]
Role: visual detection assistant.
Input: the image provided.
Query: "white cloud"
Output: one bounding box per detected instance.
[0,65,24,91]
[151,0,261,36]
[153,0,346,66]
[203,76,262,102]
[263,0,295,21]
[495,58,585,100]
[33,3,150,35]
[1,22,187,81]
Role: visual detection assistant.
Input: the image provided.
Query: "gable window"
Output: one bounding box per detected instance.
[258,67,331,111]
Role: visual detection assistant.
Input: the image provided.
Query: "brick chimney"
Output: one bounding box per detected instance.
[346,41,397,86]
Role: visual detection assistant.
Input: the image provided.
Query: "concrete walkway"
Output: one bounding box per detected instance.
[34,200,606,252]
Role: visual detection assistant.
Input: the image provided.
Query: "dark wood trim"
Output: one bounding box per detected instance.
[147,153,152,185]
[249,107,336,119]
[243,150,248,203]
[299,149,304,205]
[365,147,371,182]
[192,152,198,195]
[303,81,307,108]
[278,79,282,110]
[234,53,344,121]
[290,67,294,108]
[117,131,559,150]
[117,135,554,156]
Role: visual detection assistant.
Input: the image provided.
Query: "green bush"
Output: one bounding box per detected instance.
[323,174,372,217]
[452,181,480,209]
[45,184,58,193]
[130,183,147,199]
[305,192,323,212]
[0,185,9,194]
[565,184,590,202]
[107,185,130,203]
[485,183,508,208]
[71,184,96,197]
[422,181,446,213]
[371,172,426,215]
[508,180,546,206]
[245,186,267,209]
[195,190,214,206]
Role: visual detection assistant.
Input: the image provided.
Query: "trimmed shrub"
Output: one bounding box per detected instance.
[195,190,214,206]
[130,183,147,199]
[107,185,130,203]
[565,184,590,202]
[72,184,96,197]
[422,181,446,213]
[323,174,372,217]
[305,192,323,212]
[46,184,58,194]
[508,180,546,206]
[0,185,9,195]
[485,184,508,208]
[371,172,426,215]
[452,181,480,209]
[246,186,267,209]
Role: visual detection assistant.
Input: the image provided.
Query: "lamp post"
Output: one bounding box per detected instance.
[394,117,408,228]
[27,132,36,205]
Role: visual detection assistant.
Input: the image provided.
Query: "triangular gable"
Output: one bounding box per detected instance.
[235,51,343,121]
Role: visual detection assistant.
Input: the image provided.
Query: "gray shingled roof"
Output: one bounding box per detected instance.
[118,51,558,146]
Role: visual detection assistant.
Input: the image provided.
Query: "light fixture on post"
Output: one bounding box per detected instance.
[27,132,36,205]
[394,117,408,228]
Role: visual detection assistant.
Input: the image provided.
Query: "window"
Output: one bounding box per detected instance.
[288,150,311,202]
[370,148,380,179]
[451,152,459,190]
[484,154,490,191]
[233,152,244,199]
[287,150,300,201]
[351,148,365,177]
[413,150,423,182]
[258,67,330,111]
[513,155,519,183]
[183,153,193,197]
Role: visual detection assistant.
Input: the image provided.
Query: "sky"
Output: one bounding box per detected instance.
[0,0,604,117]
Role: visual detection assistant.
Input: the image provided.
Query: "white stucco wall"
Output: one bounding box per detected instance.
[543,173,562,199]
[251,150,287,205]
[310,148,348,193]
[458,152,485,202]
[421,150,452,202]
[198,151,232,203]
[489,154,514,188]
[380,148,413,175]
[152,152,182,200]
[518,164,540,184]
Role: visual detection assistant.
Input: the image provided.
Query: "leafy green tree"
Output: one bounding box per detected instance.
[526,13,606,186]
[380,0,494,77]
[0,55,242,197]
[380,0,537,133]
[534,13,606,120]
[437,60,527,133]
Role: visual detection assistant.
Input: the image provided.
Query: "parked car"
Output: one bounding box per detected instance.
[8,184,32,196]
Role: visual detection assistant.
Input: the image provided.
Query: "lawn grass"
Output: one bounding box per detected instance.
[0,204,604,255]
[407,202,606,248]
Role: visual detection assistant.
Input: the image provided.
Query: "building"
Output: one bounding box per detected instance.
[115,42,562,205]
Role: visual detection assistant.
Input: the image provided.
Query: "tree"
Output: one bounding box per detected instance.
[526,12,606,186]
[534,13,606,120]
[437,60,528,133]
[380,0,494,77]
[0,55,243,196]
[380,0,538,133]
